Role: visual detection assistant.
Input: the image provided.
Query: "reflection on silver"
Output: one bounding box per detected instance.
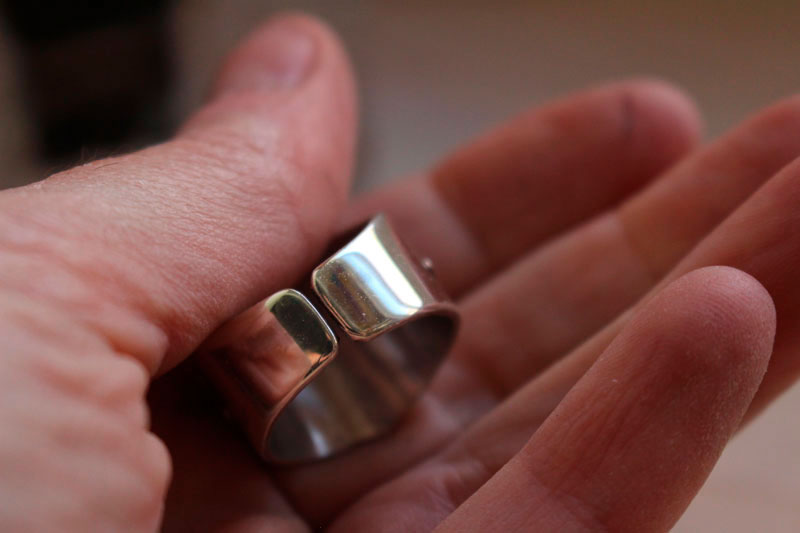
[313,215,448,339]
[198,214,459,464]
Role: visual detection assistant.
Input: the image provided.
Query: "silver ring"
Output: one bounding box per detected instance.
[198,214,459,464]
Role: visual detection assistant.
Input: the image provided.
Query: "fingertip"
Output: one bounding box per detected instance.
[662,266,775,346]
[598,78,704,166]
[672,265,775,319]
[499,266,776,531]
[633,265,776,384]
[177,10,358,210]
[739,93,800,137]
[185,11,357,143]
[623,78,704,141]
[212,13,350,95]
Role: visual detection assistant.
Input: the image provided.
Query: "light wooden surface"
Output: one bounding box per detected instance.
[0,2,798,530]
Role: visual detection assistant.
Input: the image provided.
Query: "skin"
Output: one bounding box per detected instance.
[0,13,798,532]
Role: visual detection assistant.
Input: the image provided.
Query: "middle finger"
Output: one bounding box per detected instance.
[444,95,800,397]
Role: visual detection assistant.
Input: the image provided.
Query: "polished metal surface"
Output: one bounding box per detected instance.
[313,215,451,340]
[199,214,459,464]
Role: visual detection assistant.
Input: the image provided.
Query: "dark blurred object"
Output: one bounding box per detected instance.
[1,0,175,162]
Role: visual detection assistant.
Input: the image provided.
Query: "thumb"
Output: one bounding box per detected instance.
[0,14,357,374]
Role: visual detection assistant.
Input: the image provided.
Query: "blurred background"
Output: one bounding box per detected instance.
[0,1,798,530]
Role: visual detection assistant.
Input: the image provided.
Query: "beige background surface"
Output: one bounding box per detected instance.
[1,1,799,530]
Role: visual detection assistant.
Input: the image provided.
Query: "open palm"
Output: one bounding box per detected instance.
[3,14,800,533]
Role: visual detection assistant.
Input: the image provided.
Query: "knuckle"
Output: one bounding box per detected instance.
[0,205,168,372]
[7,309,150,426]
[71,409,170,529]
[102,427,171,530]
[123,433,172,530]
[0,298,167,529]
[0,381,168,530]
[80,355,151,426]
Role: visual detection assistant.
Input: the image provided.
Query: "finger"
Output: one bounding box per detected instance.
[665,156,800,418]
[0,14,357,374]
[429,267,775,533]
[347,79,701,295]
[447,95,800,395]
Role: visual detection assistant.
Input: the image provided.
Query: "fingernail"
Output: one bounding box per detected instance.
[218,18,317,93]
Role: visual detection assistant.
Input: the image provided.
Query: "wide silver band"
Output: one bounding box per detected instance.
[198,214,459,464]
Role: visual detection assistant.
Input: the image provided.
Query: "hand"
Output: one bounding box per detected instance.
[1,14,799,532]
